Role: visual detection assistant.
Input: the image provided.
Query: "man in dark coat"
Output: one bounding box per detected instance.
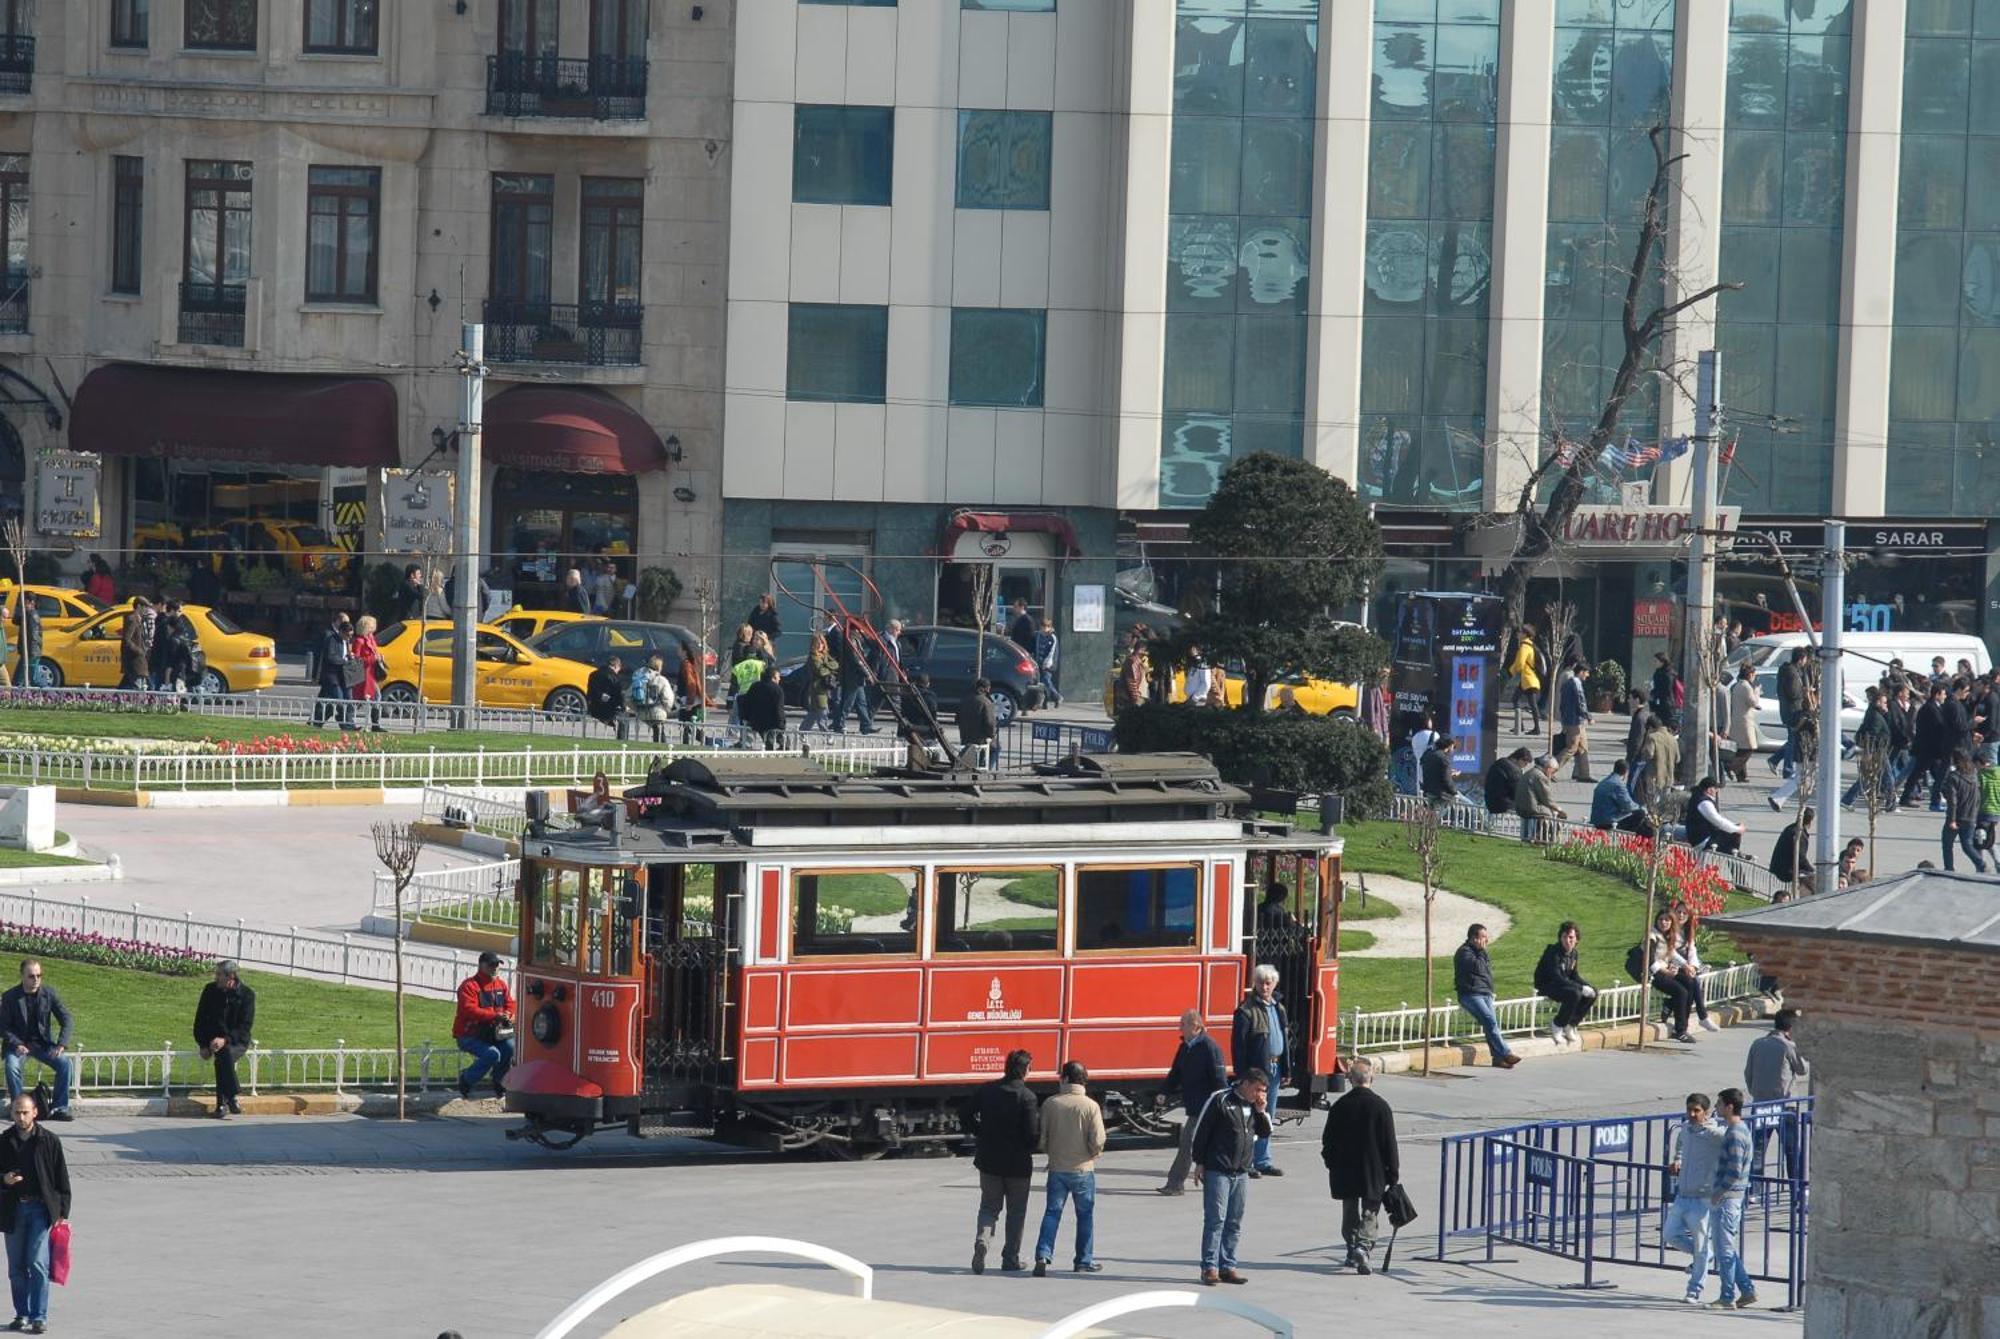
[0,963,71,1121]
[1483,747,1531,815]
[1230,965,1287,1175]
[585,655,627,737]
[193,960,257,1119]
[1321,1056,1399,1273]
[1157,1009,1228,1196]
[738,663,788,747]
[1533,921,1597,1045]
[0,1090,70,1331]
[964,1048,1039,1274]
[1910,682,1953,809]
[957,679,999,766]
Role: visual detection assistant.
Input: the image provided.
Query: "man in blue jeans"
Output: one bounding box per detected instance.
[452,952,514,1101]
[1190,1069,1272,1286]
[1453,925,1520,1069]
[1665,1092,1725,1304]
[0,962,73,1121]
[1707,1088,1758,1309]
[1033,1061,1105,1275]
[1230,966,1290,1171]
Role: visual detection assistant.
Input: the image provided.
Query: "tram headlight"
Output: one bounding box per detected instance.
[531,1002,562,1046]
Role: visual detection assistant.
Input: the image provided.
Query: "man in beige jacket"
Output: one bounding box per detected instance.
[1033,1061,1107,1276]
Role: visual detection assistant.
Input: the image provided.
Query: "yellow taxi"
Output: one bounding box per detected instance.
[29,603,278,693]
[223,519,347,585]
[491,608,602,644]
[1105,660,1359,716]
[373,620,595,715]
[0,582,110,633]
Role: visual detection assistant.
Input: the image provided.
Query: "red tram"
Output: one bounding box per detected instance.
[503,752,1345,1155]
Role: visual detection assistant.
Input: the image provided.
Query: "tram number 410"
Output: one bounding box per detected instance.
[590,989,620,1009]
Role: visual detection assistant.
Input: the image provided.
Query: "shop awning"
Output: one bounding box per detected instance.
[70,364,398,467]
[941,509,1081,557]
[483,387,668,474]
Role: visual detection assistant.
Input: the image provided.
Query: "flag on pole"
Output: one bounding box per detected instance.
[1658,435,1690,463]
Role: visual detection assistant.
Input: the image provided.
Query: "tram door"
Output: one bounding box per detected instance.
[1244,851,1325,1105]
[641,860,738,1103]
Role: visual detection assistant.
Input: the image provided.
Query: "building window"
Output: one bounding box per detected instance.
[787,303,888,404]
[580,176,642,307]
[1160,0,1321,508]
[1357,1,1501,513]
[956,111,1051,210]
[184,160,252,290]
[1540,1,1675,499]
[490,173,553,302]
[498,0,557,55]
[111,0,148,48]
[790,869,919,958]
[793,105,894,206]
[590,0,646,61]
[1714,1,1850,515]
[185,0,256,50]
[304,0,378,55]
[305,166,379,303]
[1886,11,2000,517]
[112,156,143,295]
[0,155,24,328]
[949,308,1046,408]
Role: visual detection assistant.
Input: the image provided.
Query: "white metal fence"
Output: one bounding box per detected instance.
[0,887,499,997]
[1339,960,1765,1053]
[1383,794,1786,900]
[374,858,521,932]
[66,1040,470,1096]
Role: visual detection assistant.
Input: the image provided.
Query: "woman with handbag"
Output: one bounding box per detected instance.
[0,1091,70,1333]
[349,615,384,731]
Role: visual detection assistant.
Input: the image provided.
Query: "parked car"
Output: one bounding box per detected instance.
[492,608,602,644]
[1748,666,1862,746]
[0,581,109,633]
[782,625,1043,726]
[374,620,595,715]
[528,618,710,685]
[28,603,275,693]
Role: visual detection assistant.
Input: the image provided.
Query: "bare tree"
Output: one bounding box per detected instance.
[1,517,24,586]
[370,821,423,1121]
[1855,738,1889,882]
[970,563,996,675]
[1496,124,1743,629]
[1398,804,1446,1076]
[692,574,718,721]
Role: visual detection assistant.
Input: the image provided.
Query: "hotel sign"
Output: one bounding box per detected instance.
[34,450,101,539]
[1559,505,1740,547]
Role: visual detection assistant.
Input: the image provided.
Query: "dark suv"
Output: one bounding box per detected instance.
[528,619,706,683]
[782,624,1043,726]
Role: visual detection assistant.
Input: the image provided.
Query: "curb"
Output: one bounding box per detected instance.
[1365,994,1777,1076]
[0,862,120,886]
[77,1091,505,1119]
[55,787,432,809]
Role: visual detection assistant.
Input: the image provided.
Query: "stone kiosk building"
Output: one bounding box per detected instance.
[1717,871,2000,1337]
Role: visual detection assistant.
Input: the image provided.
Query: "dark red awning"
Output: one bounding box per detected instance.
[70,364,398,467]
[941,509,1080,557]
[482,387,667,474]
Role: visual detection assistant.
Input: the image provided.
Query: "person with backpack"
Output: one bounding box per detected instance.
[1534,922,1596,1047]
[626,653,676,743]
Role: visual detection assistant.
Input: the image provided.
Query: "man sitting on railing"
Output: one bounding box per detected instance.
[452,952,515,1102]
[1589,760,1656,838]
[0,963,71,1122]
[193,960,256,1119]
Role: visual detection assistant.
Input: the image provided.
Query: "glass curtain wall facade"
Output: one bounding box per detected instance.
[1541,0,1673,502]
[1714,0,1850,514]
[1887,2,2000,517]
[1358,0,1498,511]
[1159,0,1319,509]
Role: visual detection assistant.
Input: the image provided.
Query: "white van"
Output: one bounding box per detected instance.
[1725,630,1992,686]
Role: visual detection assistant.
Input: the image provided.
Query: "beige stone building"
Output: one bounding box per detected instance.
[1,0,726,648]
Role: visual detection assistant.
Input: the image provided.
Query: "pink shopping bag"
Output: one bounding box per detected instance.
[47,1221,69,1286]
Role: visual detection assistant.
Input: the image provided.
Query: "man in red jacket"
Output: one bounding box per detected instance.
[452,952,514,1101]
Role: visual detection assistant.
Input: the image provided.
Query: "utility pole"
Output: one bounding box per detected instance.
[1814,520,1845,892]
[1677,349,1720,784]
[451,323,486,725]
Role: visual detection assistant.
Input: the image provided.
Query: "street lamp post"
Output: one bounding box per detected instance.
[451,323,486,726]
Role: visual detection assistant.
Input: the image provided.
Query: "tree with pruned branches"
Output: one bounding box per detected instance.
[1496,124,1743,631]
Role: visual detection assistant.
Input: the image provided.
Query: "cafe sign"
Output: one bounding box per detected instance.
[34,449,100,539]
[384,469,453,551]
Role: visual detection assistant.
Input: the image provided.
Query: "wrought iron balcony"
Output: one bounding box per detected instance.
[0,272,25,333]
[0,36,33,95]
[485,54,647,121]
[482,299,642,367]
[179,281,247,348]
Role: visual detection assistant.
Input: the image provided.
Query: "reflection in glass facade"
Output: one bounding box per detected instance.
[1886,6,2000,517]
[1541,0,1674,502]
[1358,0,1499,511]
[1714,0,1849,514]
[1158,0,1319,509]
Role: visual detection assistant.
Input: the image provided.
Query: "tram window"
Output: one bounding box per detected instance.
[1074,865,1199,952]
[935,867,1060,954]
[791,869,920,957]
[528,865,582,968]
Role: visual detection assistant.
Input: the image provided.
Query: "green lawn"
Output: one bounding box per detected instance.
[1338,892,1401,922]
[812,873,916,917]
[29,960,455,1052]
[0,848,88,869]
[997,871,1059,909]
[1337,820,1760,1016]
[0,705,654,756]
[1339,928,1377,953]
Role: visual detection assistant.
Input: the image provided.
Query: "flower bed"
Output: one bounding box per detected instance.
[0,689,185,715]
[0,921,212,976]
[0,732,383,758]
[207,733,383,756]
[1544,827,1732,918]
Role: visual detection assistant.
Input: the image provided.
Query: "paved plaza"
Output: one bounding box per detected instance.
[50,1026,1800,1337]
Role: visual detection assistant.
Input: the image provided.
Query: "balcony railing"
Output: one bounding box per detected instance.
[483,299,642,367]
[0,35,33,95]
[179,281,247,348]
[485,53,647,121]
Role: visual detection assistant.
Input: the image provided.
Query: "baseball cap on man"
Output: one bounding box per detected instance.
[477,951,502,968]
